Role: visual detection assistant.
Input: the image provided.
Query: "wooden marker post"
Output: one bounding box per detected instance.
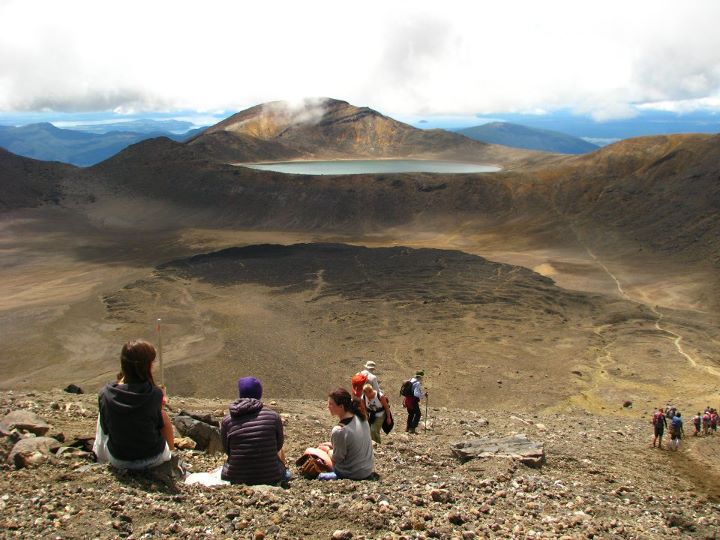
[156,318,164,386]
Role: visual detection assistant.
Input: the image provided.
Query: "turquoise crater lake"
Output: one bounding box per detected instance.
[242,159,501,175]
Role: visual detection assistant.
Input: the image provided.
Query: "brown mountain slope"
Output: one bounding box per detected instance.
[0,147,76,210]
[191,98,542,165]
[5,127,719,276]
[39,130,717,271]
[546,134,720,267]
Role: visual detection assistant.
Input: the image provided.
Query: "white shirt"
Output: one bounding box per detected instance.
[360,369,381,393]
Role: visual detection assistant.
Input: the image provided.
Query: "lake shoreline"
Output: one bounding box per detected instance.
[235,158,502,175]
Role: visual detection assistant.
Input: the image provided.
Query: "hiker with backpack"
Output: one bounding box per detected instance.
[360,360,381,393]
[652,407,668,448]
[318,388,375,480]
[362,383,392,444]
[220,377,290,485]
[669,412,684,451]
[93,340,174,470]
[401,371,427,434]
[702,410,711,435]
[692,412,702,436]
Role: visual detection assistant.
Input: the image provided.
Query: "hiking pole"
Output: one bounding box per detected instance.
[425,394,429,432]
[156,318,164,386]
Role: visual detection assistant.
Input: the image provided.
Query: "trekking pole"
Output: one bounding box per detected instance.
[156,318,164,387]
[425,394,429,432]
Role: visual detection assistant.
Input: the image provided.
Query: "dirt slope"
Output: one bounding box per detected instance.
[1,389,719,539]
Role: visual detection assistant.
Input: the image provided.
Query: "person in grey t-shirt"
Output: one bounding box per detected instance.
[321,388,375,480]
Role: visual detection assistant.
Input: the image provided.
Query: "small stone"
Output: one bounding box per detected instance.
[430,489,453,503]
[174,437,197,450]
[331,531,353,540]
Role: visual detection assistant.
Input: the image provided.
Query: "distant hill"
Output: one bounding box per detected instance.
[456,122,599,154]
[189,98,538,165]
[62,119,196,135]
[0,147,76,210]
[0,122,199,166]
[2,100,718,273]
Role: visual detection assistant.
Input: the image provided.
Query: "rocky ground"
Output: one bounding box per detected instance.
[2,389,720,539]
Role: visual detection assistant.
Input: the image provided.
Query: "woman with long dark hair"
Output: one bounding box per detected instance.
[322,387,374,480]
[94,340,174,469]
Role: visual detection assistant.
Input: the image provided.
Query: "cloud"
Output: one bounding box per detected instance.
[1,0,719,120]
[262,98,329,127]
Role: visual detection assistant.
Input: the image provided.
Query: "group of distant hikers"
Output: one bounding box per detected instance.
[92,339,430,486]
[651,405,718,451]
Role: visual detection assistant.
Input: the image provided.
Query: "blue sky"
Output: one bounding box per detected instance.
[1,0,720,133]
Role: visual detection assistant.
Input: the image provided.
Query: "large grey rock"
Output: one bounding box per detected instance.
[0,410,52,436]
[8,436,62,468]
[450,433,545,468]
[172,414,222,453]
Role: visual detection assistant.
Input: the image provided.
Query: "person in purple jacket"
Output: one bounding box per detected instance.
[220,377,289,485]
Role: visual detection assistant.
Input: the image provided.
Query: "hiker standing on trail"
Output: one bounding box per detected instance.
[360,360,381,393]
[652,408,668,448]
[220,377,289,485]
[669,412,684,451]
[702,410,711,436]
[362,384,391,444]
[692,412,702,436]
[94,340,174,469]
[404,371,427,434]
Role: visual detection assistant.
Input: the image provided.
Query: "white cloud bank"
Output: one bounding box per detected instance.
[1,0,720,120]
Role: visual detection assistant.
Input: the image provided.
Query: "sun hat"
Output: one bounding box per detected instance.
[364,360,377,371]
[237,376,263,399]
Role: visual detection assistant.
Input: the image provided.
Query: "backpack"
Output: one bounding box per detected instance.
[400,379,414,397]
[351,372,368,399]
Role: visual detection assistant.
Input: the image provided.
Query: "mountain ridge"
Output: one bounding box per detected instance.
[457,121,600,154]
[190,98,541,165]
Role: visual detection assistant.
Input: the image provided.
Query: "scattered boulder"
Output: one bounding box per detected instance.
[172,413,222,453]
[8,436,61,468]
[177,409,219,427]
[65,435,95,453]
[174,436,197,450]
[56,446,92,459]
[0,410,52,436]
[623,400,633,408]
[0,431,21,462]
[450,434,545,468]
[64,384,84,394]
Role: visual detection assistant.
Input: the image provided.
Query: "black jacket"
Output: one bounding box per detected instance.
[98,382,166,461]
[221,398,285,485]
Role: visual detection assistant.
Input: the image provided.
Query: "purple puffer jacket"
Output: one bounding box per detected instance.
[220,398,285,485]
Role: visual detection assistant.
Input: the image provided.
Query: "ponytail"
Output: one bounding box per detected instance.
[329,387,367,421]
